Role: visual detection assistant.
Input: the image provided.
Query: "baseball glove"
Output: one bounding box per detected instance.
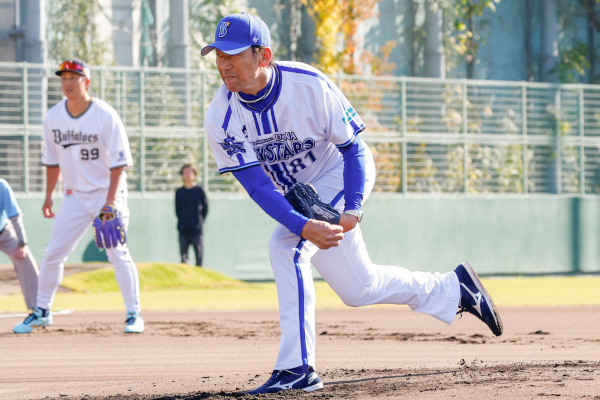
[284,182,341,224]
[92,205,126,249]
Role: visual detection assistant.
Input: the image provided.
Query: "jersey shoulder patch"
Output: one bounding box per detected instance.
[219,132,246,156]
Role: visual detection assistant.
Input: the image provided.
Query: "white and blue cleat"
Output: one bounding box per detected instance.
[13,306,53,334]
[455,261,503,336]
[247,366,323,394]
[124,310,145,333]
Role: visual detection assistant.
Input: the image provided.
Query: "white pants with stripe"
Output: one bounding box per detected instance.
[36,186,141,313]
[269,149,461,371]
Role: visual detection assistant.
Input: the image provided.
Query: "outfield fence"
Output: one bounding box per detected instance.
[2,61,600,195]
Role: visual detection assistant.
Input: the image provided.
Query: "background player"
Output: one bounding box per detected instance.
[0,178,39,310]
[202,13,502,394]
[175,164,208,266]
[12,58,144,334]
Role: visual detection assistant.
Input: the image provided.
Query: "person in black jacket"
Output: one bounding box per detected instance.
[175,164,208,266]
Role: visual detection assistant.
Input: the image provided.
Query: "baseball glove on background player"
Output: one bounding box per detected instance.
[93,205,126,249]
[284,182,341,224]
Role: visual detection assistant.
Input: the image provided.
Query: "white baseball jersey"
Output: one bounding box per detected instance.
[42,98,133,192]
[205,61,365,193]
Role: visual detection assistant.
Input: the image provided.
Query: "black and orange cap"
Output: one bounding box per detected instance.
[55,58,90,78]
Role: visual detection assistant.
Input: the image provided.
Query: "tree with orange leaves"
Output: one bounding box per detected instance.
[301,0,381,75]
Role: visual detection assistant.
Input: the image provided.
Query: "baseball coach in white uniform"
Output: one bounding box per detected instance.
[202,12,503,395]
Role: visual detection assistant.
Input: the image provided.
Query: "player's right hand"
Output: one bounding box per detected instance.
[42,198,55,218]
[301,219,344,249]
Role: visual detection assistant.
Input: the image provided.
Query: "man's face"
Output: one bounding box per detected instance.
[215,48,262,94]
[60,71,89,99]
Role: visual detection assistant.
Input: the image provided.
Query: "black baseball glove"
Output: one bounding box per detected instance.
[284,182,341,224]
[92,205,127,249]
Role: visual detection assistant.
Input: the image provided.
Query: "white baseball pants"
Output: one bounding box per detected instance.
[36,187,141,313]
[269,148,461,371]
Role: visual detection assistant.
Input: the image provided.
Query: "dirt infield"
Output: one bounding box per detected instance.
[1,305,599,400]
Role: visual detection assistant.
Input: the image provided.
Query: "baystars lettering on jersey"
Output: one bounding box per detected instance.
[205,61,365,193]
[252,132,315,163]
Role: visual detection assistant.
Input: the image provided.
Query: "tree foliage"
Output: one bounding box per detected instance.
[440,0,499,77]
[188,0,256,70]
[299,0,343,74]
[47,0,111,65]
[300,0,384,75]
[554,43,591,83]
[553,0,598,83]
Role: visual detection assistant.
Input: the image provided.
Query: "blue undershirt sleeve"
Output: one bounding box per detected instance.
[233,166,309,236]
[337,135,366,211]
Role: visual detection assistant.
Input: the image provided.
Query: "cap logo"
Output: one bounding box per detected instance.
[218,21,231,38]
[253,36,259,43]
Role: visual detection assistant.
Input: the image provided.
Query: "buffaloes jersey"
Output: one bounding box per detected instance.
[42,98,133,192]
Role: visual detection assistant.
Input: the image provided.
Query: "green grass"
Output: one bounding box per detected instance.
[0,262,599,312]
[483,275,600,307]
[61,262,250,293]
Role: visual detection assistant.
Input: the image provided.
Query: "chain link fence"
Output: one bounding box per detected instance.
[2,62,600,195]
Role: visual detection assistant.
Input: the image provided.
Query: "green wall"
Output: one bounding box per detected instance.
[3,193,599,280]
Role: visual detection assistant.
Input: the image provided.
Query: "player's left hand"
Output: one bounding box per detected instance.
[339,213,359,233]
[92,205,126,249]
[12,245,27,260]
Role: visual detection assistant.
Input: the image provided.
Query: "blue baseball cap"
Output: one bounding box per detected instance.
[201,13,271,56]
